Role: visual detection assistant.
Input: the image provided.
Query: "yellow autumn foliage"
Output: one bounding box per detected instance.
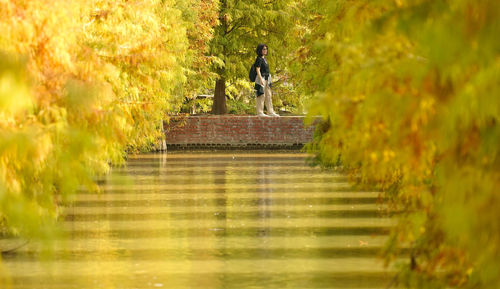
[0,0,217,240]
[303,0,500,288]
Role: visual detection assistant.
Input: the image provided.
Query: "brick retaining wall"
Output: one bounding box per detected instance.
[164,115,317,149]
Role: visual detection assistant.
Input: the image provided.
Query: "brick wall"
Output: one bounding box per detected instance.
[164,115,318,149]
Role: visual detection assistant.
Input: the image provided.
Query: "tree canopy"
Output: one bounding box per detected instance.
[208,0,301,114]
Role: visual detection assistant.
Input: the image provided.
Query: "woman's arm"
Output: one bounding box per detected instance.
[256,66,264,86]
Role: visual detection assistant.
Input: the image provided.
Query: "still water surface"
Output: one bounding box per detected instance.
[2,152,396,289]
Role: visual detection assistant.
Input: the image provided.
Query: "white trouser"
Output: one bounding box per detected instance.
[256,80,275,115]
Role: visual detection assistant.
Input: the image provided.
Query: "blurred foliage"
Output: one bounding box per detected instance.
[0,0,217,243]
[303,0,500,288]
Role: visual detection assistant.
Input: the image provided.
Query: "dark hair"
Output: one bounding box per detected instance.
[256,44,268,56]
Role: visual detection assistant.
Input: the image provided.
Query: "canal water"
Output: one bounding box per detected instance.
[1,152,396,289]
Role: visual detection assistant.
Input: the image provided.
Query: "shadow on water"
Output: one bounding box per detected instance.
[1,151,397,289]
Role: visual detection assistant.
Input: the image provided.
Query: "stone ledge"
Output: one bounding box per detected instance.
[164,115,318,149]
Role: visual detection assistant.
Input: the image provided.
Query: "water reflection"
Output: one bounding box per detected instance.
[1,151,395,289]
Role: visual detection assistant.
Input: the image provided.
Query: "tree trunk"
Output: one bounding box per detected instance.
[211,77,227,114]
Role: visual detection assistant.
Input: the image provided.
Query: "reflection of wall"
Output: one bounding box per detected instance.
[187,156,227,288]
[257,163,274,221]
[164,116,318,149]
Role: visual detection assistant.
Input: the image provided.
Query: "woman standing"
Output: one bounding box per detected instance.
[254,44,279,117]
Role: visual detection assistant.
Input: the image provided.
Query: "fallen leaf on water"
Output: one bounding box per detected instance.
[359,240,368,246]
